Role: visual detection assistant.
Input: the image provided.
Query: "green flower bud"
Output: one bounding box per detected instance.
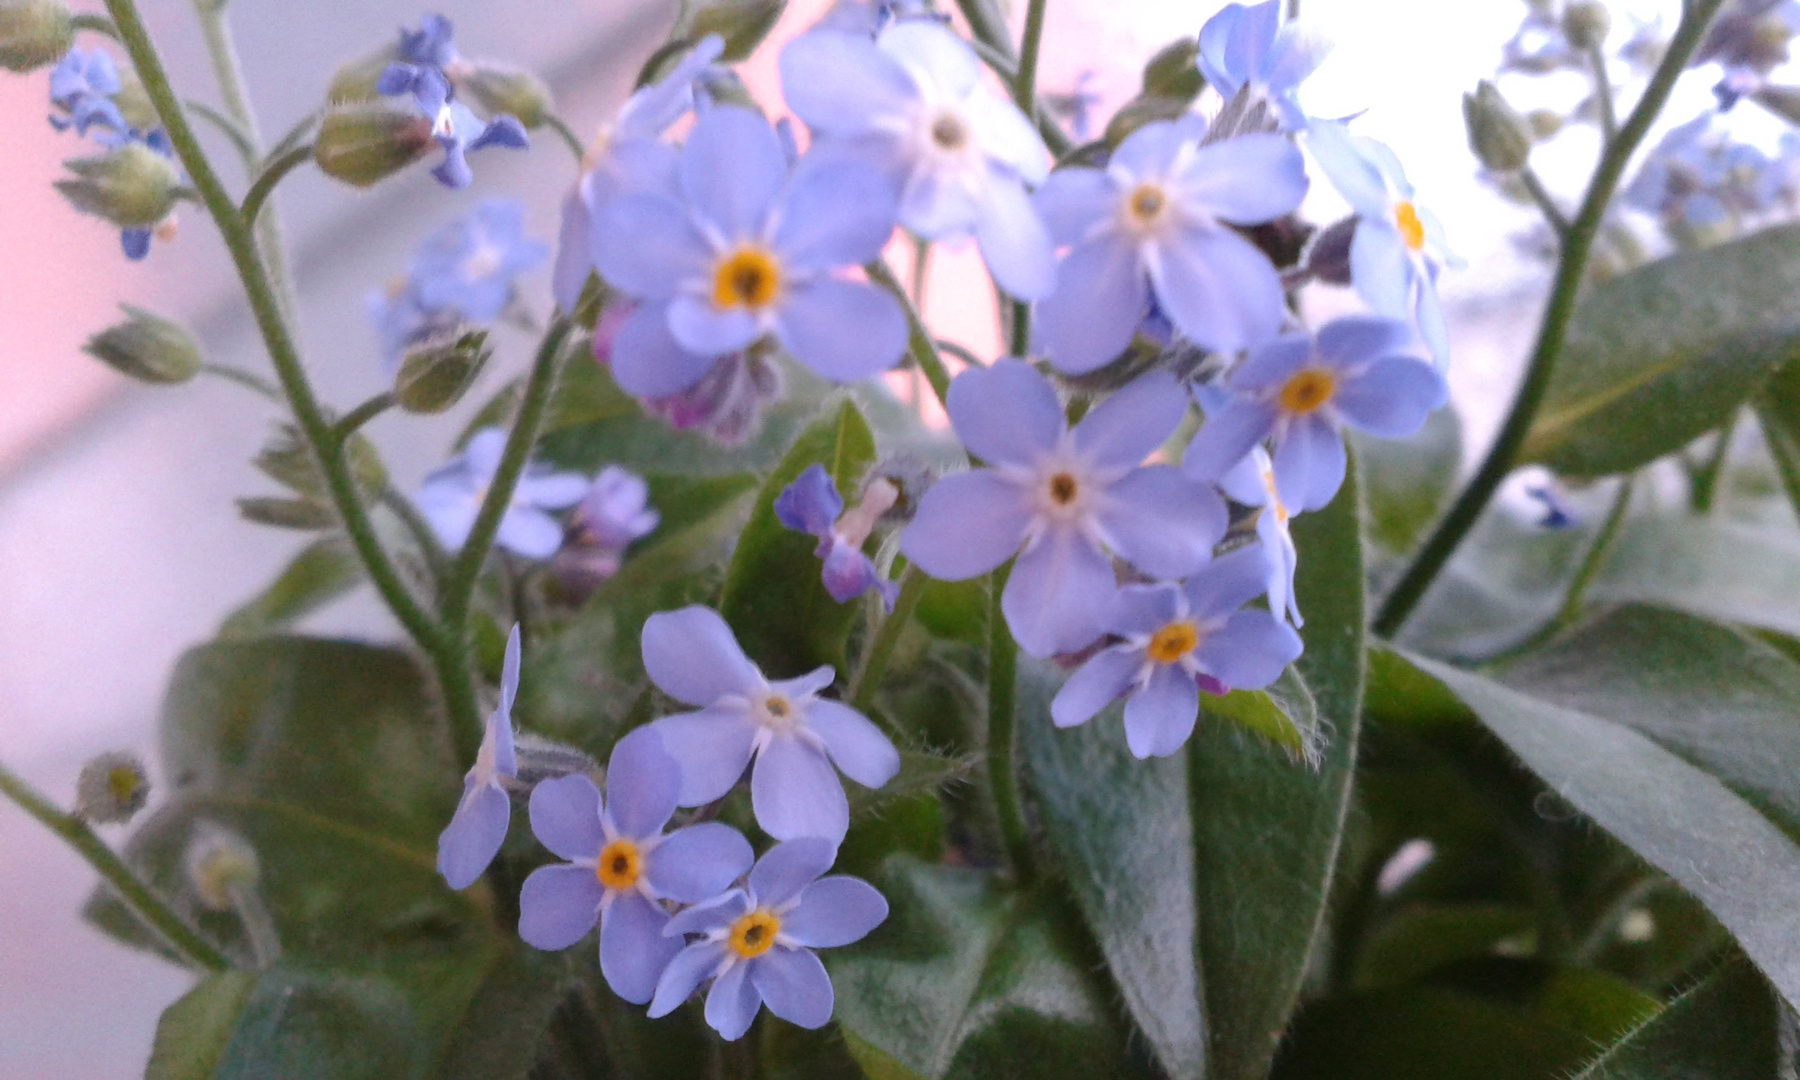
[1142,37,1204,102]
[455,62,552,129]
[0,0,73,74]
[254,423,388,499]
[54,142,182,228]
[326,44,398,104]
[1562,1,1612,51]
[112,74,161,133]
[83,305,203,385]
[74,751,150,825]
[1462,80,1532,173]
[677,0,785,62]
[236,495,337,530]
[314,103,433,188]
[1527,108,1564,141]
[395,328,493,414]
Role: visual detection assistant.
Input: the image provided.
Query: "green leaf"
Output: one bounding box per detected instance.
[1354,404,1463,555]
[718,398,877,675]
[218,536,364,639]
[1402,650,1800,1011]
[1203,668,1325,765]
[1592,514,1800,638]
[146,972,256,1080]
[1570,960,1780,1080]
[1350,904,1538,990]
[1520,223,1800,478]
[1754,358,1800,527]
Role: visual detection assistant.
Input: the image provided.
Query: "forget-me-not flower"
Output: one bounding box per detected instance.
[1183,315,1445,511]
[780,19,1055,300]
[376,13,462,114]
[1306,120,1453,368]
[579,465,660,551]
[410,198,547,322]
[900,362,1227,657]
[414,71,529,190]
[48,48,125,137]
[437,623,522,889]
[774,464,900,610]
[1219,446,1302,627]
[416,427,589,558]
[518,727,755,1004]
[643,606,899,843]
[1050,546,1302,758]
[649,837,887,1040]
[1032,118,1308,374]
[1695,0,1800,109]
[591,105,907,396]
[1196,1,1330,130]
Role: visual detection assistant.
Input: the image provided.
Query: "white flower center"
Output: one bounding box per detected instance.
[753,693,801,734]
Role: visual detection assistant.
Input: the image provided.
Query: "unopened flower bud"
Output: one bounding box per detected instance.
[55,142,181,227]
[1463,80,1532,173]
[512,733,599,788]
[1143,37,1204,101]
[679,0,785,62]
[314,103,434,187]
[863,454,935,526]
[395,328,492,414]
[255,423,388,499]
[1562,1,1612,51]
[326,44,398,104]
[236,495,337,530]
[1527,108,1564,141]
[185,825,260,912]
[112,74,160,132]
[83,305,202,385]
[455,62,552,129]
[74,751,150,824]
[0,0,73,73]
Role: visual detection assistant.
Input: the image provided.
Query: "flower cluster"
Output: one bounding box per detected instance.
[45,46,179,259]
[375,14,528,189]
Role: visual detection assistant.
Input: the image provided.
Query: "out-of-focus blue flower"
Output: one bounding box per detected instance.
[414,71,529,190]
[518,727,754,1004]
[1032,118,1307,374]
[1526,483,1580,530]
[592,106,907,396]
[1197,1,1330,130]
[1045,72,1101,143]
[1219,446,1302,626]
[775,464,901,610]
[377,13,462,114]
[1624,113,1791,236]
[1500,5,1577,74]
[580,465,660,550]
[1695,0,1800,108]
[1306,120,1453,369]
[48,48,124,137]
[649,837,887,1040]
[780,20,1054,299]
[416,427,589,558]
[437,624,522,889]
[1184,316,1445,511]
[900,362,1227,657]
[643,606,899,843]
[409,198,546,322]
[1049,546,1302,758]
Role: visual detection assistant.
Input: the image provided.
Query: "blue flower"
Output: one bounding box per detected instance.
[1305,120,1453,368]
[649,837,887,1040]
[780,19,1055,299]
[1218,446,1301,627]
[48,48,125,138]
[774,464,900,610]
[377,13,462,115]
[415,71,529,190]
[1696,1,1800,109]
[437,623,522,889]
[1032,119,1308,374]
[416,427,590,558]
[900,362,1227,657]
[518,727,755,1004]
[579,465,660,550]
[1183,316,1445,511]
[643,606,899,843]
[409,198,546,323]
[591,105,907,396]
[1197,1,1330,130]
[1049,546,1302,758]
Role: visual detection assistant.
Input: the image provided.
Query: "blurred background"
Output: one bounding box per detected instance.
[0,0,1708,1075]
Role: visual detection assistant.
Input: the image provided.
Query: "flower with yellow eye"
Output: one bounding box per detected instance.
[517,727,754,1005]
[649,838,887,1041]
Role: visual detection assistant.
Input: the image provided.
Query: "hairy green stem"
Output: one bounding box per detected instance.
[0,761,231,972]
[848,565,929,716]
[1012,0,1049,117]
[241,143,313,227]
[1371,0,1727,639]
[328,392,395,444]
[545,114,588,163]
[1519,166,1569,237]
[1690,411,1739,514]
[198,361,280,400]
[867,260,952,407]
[1589,46,1619,146]
[986,564,1036,885]
[70,12,121,40]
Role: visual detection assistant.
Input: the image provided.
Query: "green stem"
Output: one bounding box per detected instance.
[70,12,121,40]
[1008,301,1032,360]
[848,565,929,716]
[198,361,280,400]
[241,143,313,227]
[867,260,952,407]
[185,100,257,164]
[1012,0,1049,117]
[0,761,230,972]
[1589,46,1619,147]
[1519,166,1569,237]
[545,114,588,163]
[1371,0,1728,639]
[328,392,395,444]
[986,563,1036,885]
[1690,411,1739,514]
[1501,474,1636,660]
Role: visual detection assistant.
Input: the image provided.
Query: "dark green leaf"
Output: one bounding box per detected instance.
[146,972,256,1080]
[1591,516,1800,638]
[1754,358,1800,527]
[1351,904,1537,990]
[1520,223,1800,477]
[1365,645,1472,728]
[1355,405,1463,555]
[218,536,364,639]
[1570,959,1780,1080]
[1204,668,1324,765]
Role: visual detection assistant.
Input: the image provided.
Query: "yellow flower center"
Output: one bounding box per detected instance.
[1259,464,1290,525]
[1277,369,1336,414]
[1394,200,1425,252]
[595,839,642,891]
[729,908,781,959]
[930,111,970,151]
[1146,621,1199,665]
[107,766,142,804]
[1047,472,1079,506]
[1125,183,1169,229]
[712,246,782,311]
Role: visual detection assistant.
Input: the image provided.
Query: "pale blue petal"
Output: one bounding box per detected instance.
[1413,271,1451,371]
[1306,120,1390,218]
[610,301,721,398]
[666,889,752,938]
[751,737,849,842]
[653,707,759,805]
[464,428,508,476]
[974,167,1056,301]
[1314,314,1415,369]
[1003,527,1116,657]
[1266,23,1331,93]
[1217,447,1271,507]
[1182,399,1278,483]
[773,667,837,699]
[965,86,1049,183]
[682,106,787,238]
[1108,582,1185,636]
[553,186,593,315]
[1226,334,1314,392]
[1051,646,1141,728]
[1182,543,1273,621]
[1109,119,1186,179]
[437,782,510,889]
[1197,5,1243,91]
[667,294,761,356]
[1123,665,1200,759]
[900,166,979,238]
[705,960,762,1040]
[643,823,755,904]
[1073,370,1186,471]
[774,279,906,382]
[1149,224,1285,353]
[1348,220,1413,319]
[803,700,900,789]
[1333,356,1445,439]
[1036,235,1149,375]
[1258,507,1302,627]
[499,623,522,723]
[1192,609,1302,689]
[751,948,833,1029]
[1033,167,1115,245]
[883,19,979,96]
[781,877,889,947]
[774,160,899,271]
[1225,2,1281,84]
[820,539,890,605]
[417,482,479,553]
[593,194,712,298]
[900,470,1032,580]
[780,30,916,133]
[1173,134,1308,224]
[650,941,729,1018]
[1274,413,1346,511]
[495,509,565,560]
[946,358,1064,468]
[516,472,590,510]
[774,463,841,538]
[642,606,762,706]
[529,775,604,861]
[602,889,682,1004]
[605,727,682,840]
[517,863,604,949]
[749,837,839,907]
[1097,465,1226,579]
